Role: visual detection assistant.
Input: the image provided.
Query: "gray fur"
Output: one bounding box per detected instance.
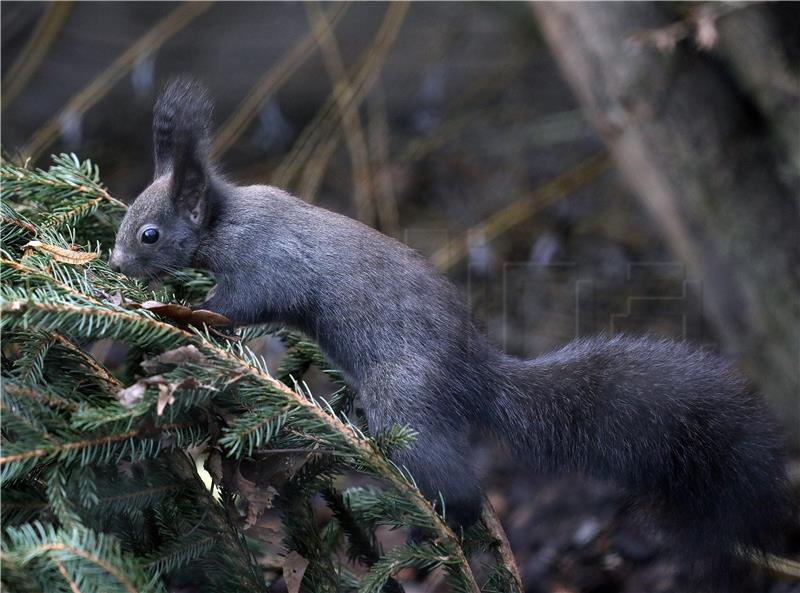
[111,78,792,583]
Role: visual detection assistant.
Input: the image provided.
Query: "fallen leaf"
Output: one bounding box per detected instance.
[205,451,224,484]
[139,301,232,328]
[283,551,309,593]
[116,375,200,413]
[21,240,97,264]
[235,468,278,530]
[190,309,231,327]
[141,345,207,374]
[117,381,148,406]
[156,383,176,416]
[141,301,194,323]
[109,290,124,306]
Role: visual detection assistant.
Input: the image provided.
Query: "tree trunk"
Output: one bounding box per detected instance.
[532,2,800,444]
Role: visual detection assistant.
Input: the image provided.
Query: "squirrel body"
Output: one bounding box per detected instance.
[110,78,793,581]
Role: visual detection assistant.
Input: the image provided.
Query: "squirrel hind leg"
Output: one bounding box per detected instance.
[359,374,481,529]
[360,365,484,529]
[391,431,483,530]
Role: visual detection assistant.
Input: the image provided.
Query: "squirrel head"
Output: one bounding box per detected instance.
[110,77,215,278]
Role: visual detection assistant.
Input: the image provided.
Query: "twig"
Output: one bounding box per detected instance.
[52,332,121,388]
[430,152,611,272]
[36,543,138,593]
[481,495,523,592]
[1,1,75,110]
[210,2,350,159]
[272,1,410,190]
[20,2,213,162]
[628,2,754,52]
[305,1,375,223]
[54,559,82,593]
[296,134,341,203]
[232,4,463,190]
[367,84,399,235]
[2,383,79,413]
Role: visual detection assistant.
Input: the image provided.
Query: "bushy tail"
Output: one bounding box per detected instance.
[488,335,793,584]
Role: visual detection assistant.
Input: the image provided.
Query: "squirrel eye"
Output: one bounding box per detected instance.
[141,228,159,244]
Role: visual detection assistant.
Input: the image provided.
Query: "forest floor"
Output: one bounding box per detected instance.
[478,451,800,593]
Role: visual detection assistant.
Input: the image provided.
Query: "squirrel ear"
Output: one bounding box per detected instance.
[152,77,214,224]
[170,141,209,226]
[153,76,213,178]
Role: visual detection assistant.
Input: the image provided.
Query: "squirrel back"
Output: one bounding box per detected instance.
[111,77,795,587]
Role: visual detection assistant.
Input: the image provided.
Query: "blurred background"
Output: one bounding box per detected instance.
[2,2,799,591]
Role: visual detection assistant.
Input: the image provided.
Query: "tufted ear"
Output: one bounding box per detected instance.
[152,76,213,178]
[152,77,214,225]
[170,139,209,226]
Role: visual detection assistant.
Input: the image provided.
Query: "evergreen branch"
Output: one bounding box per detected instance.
[321,487,403,593]
[1,258,122,309]
[2,214,37,235]
[0,151,502,592]
[321,487,381,565]
[45,196,105,229]
[47,466,83,529]
[0,302,186,350]
[51,331,122,388]
[1,429,138,465]
[358,542,456,593]
[206,342,481,590]
[3,522,162,593]
[143,534,217,573]
[0,398,61,444]
[54,557,83,593]
[480,496,523,593]
[12,330,57,385]
[2,154,127,214]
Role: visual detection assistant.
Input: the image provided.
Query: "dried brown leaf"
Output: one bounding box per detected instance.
[22,240,98,264]
[116,375,202,412]
[138,301,231,328]
[141,345,207,374]
[117,381,147,407]
[235,469,278,530]
[283,551,309,593]
[141,301,194,323]
[205,450,224,484]
[156,383,176,416]
[108,290,124,306]
[190,309,231,327]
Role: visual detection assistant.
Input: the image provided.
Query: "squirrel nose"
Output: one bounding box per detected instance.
[109,251,121,273]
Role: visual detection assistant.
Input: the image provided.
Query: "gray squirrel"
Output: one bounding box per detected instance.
[110,78,793,582]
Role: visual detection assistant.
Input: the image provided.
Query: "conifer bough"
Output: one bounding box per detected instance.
[0,154,521,593]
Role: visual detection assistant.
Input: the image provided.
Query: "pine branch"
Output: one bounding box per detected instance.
[0,153,525,593]
[2,522,164,593]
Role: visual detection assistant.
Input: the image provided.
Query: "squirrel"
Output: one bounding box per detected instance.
[110,77,793,583]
